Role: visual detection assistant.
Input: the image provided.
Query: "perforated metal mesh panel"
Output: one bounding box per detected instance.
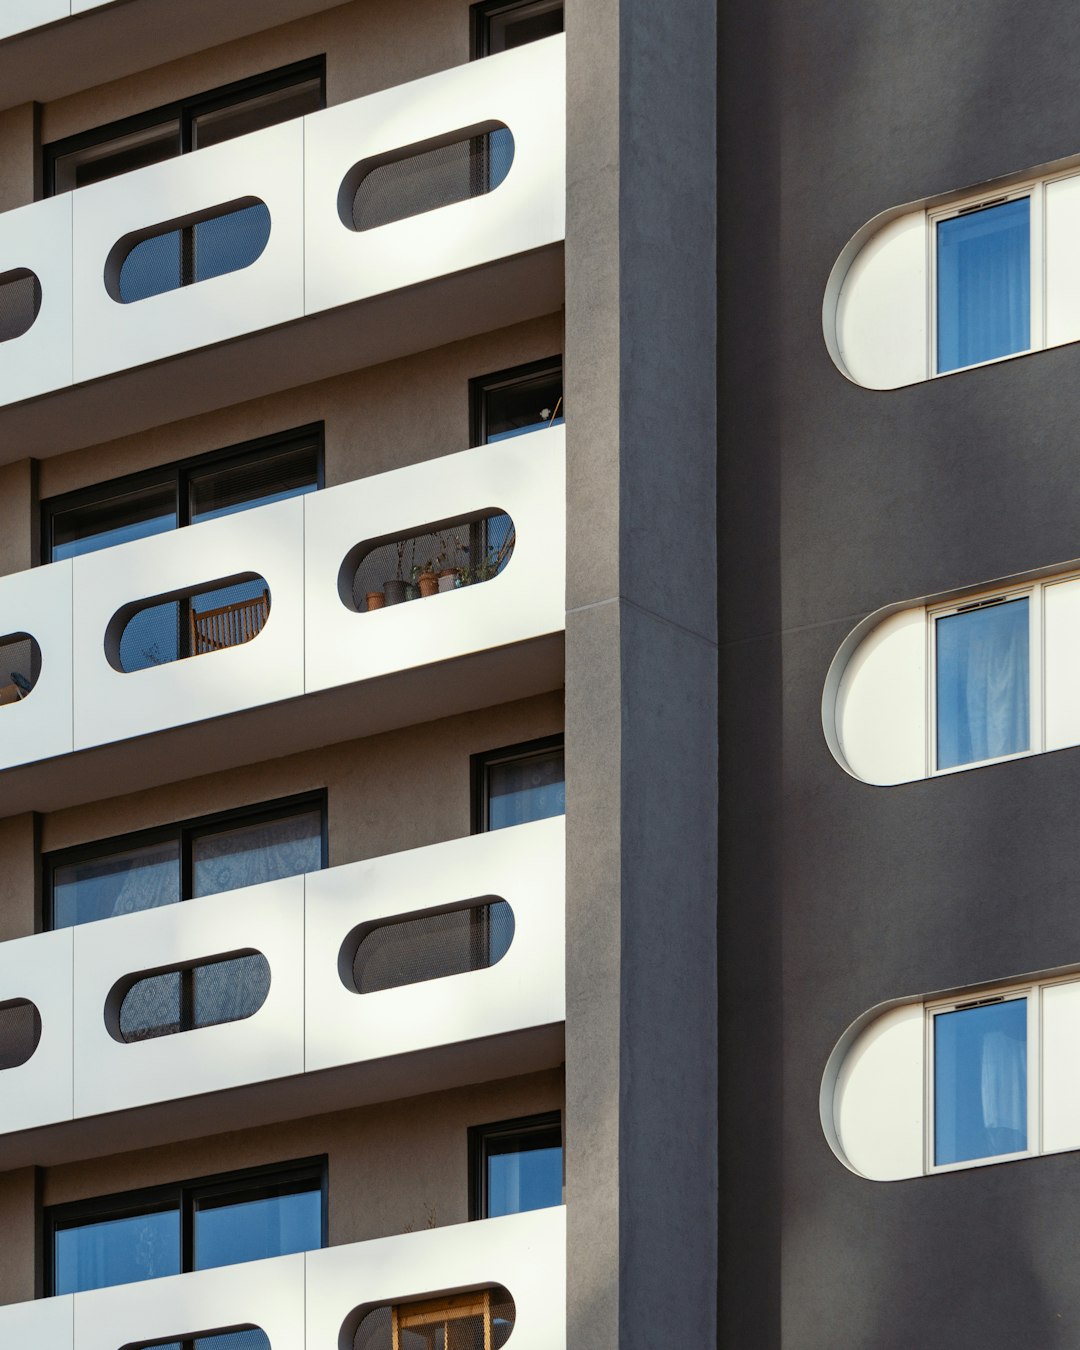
[0,268,41,343]
[119,201,271,302]
[131,1326,271,1350]
[351,129,512,231]
[351,513,514,612]
[353,1288,515,1350]
[0,999,41,1071]
[117,575,270,672]
[118,953,270,1042]
[351,900,514,995]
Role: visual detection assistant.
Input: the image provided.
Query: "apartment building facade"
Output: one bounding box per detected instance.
[0,2,718,1349]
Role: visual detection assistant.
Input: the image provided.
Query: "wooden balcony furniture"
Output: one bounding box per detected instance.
[189,589,270,655]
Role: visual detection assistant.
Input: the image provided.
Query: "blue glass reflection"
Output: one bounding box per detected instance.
[194,1188,321,1270]
[52,512,176,561]
[194,203,271,283]
[937,198,1030,373]
[488,752,565,830]
[935,998,1027,1166]
[119,229,182,303]
[488,1145,562,1216]
[488,128,515,190]
[54,1209,180,1294]
[53,839,181,928]
[936,598,1029,770]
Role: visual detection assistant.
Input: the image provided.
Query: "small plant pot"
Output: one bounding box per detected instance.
[437,570,458,593]
[404,582,419,601]
[366,591,385,611]
[383,579,407,606]
[418,570,438,598]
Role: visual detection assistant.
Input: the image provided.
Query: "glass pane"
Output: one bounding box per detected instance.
[487,748,565,829]
[52,838,181,928]
[189,442,319,523]
[51,119,180,193]
[192,808,322,898]
[935,998,1028,1165]
[119,969,181,1042]
[192,78,322,149]
[483,367,563,441]
[120,597,181,671]
[50,480,176,562]
[936,598,1029,770]
[194,1185,321,1270]
[118,228,183,303]
[487,1,564,52]
[193,203,271,284]
[54,1209,180,1294]
[193,953,271,1028]
[486,1134,562,1215]
[937,198,1030,372]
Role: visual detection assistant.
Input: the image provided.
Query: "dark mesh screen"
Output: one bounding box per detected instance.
[118,952,270,1043]
[0,632,40,704]
[133,1326,270,1350]
[0,998,41,1070]
[119,201,270,302]
[117,574,269,672]
[353,1288,515,1350]
[351,513,514,612]
[351,900,514,994]
[0,268,41,343]
[351,129,512,231]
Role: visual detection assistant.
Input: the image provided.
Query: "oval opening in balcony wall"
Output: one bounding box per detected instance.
[105,197,271,304]
[339,122,515,231]
[0,997,42,1071]
[106,573,271,673]
[123,1326,269,1350]
[108,949,271,1043]
[0,632,40,704]
[341,897,515,995]
[348,1285,516,1350]
[0,267,41,343]
[340,511,516,612]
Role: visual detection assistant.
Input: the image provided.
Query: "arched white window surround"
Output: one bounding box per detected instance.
[823,559,1080,786]
[823,965,1080,1181]
[822,152,1080,389]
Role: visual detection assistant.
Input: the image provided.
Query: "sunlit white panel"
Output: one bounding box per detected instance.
[0,559,73,771]
[832,211,927,390]
[827,1003,924,1181]
[0,0,68,41]
[0,1294,72,1349]
[1041,979,1080,1154]
[1045,174,1080,349]
[304,34,565,316]
[0,195,73,406]
[306,1208,567,1350]
[72,877,304,1118]
[0,928,73,1135]
[305,817,565,1073]
[73,1254,305,1350]
[72,118,303,383]
[1043,575,1080,753]
[304,426,564,694]
[71,497,304,750]
[831,607,926,785]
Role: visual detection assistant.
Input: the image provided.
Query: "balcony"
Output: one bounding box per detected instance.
[0,38,566,458]
[0,816,564,1165]
[0,1207,566,1348]
[0,427,564,814]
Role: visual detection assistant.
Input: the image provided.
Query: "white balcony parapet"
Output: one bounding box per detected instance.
[0,817,564,1139]
[0,426,562,771]
[0,37,565,406]
[0,1209,566,1350]
[0,0,69,43]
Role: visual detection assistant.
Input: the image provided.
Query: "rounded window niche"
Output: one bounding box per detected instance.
[0,997,42,1071]
[122,1327,269,1350]
[108,949,270,1043]
[0,632,40,704]
[339,123,514,232]
[107,574,270,673]
[0,267,41,343]
[349,1286,516,1350]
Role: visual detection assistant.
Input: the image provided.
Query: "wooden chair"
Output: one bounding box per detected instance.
[391,1289,496,1350]
[189,589,270,655]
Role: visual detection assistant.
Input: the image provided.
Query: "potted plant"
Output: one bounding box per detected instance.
[366,590,385,610]
[417,559,438,597]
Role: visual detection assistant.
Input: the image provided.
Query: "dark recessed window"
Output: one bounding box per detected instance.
[47,1159,326,1296]
[469,1112,562,1219]
[472,735,565,832]
[46,793,326,930]
[470,356,563,446]
[471,0,564,58]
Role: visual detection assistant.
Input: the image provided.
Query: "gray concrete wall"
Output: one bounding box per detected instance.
[564,0,718,1347]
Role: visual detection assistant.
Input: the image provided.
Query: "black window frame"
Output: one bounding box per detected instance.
[40,422,325,568]
[44,1155,329,1297]
[470,733,565,834]
[42,57,327,199]
[468,1111,562,1220]
[468,355,563,447]
[470,0,564,59]
[43,789,328,933]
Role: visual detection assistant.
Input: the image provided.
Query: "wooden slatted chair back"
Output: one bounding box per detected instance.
[189,588,270,655]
